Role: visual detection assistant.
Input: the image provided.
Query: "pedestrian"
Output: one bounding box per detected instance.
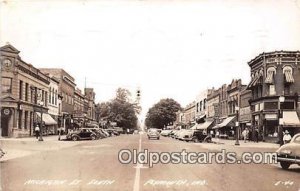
[0,148,5,159]
[127,128,130,135]
[35,125,40,139]
[254,128,259,143]
[283,130,292,144]
[242,128,248,143]
[248,129,252,142]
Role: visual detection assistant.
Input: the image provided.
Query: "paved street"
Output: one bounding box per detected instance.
[1,134,300,191]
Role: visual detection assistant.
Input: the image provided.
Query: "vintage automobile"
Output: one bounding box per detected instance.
[106,128,120,136]
[89,128,107,139]
[147,128,160,140]
[66,128,98,141]
[178,129,194,141]
[275,133,300,169]
[160,130,172,137]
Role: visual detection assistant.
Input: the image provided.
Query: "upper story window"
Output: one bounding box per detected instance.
[19,80,23,100]
[265,67,276,84]
[269,85,276,95]
[283,65,294,83]
[1,77,12,93]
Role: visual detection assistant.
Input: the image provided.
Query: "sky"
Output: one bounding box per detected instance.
[1,0,300,119]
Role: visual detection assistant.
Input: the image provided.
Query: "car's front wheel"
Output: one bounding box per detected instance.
[280,161,291,170]
[72,136,78,141]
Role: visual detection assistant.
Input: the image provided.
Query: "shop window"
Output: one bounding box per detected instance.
[1,77,12,93]
[264,102,278,110]
[280,101,295,110]
[18,111,22,129]
[24,111,28,130]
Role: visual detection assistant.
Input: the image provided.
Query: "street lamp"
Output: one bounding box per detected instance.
[278,96,285,146]
[83,113,87,128]
[235,106,240,146]
[38,101,44,141]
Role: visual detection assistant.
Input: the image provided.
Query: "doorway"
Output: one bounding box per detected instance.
[1,115,9,136]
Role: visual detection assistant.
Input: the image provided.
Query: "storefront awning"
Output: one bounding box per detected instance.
[247,72,263,89]
[212,116,236,129]
[36,112,57,125]
[282,111,300,127]
[196,120,214,130]
[284,70,294,83]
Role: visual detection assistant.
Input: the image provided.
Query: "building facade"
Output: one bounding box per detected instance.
[247,51,300,142]
[195,90,209,123]
[183,101,196,127]
[84,88,96,121]
[39,68,76,133]
[239,89,252,133]
[45,75,60,134]
[0,44,54,137]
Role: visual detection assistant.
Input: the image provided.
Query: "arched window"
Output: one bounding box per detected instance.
[265,67,276,84]
[283,65,294,83]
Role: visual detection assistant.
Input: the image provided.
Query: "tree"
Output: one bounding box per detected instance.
[145,98,182,129]
[97,88,139,129]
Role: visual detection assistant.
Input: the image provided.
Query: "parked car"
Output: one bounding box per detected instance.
[169,130,179,138]
[275,133,300,169]
[113,127,124,134]
[147,128,160,140]
[99,129,110,137]
[175,129,185,139]
[66,128,98,141]
[192,130,212,143]
[178,129,194,141]
[106,128,120,136]
[161,130,172,136]
[89,128,106,139]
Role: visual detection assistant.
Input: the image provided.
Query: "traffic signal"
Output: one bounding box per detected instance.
[136,89,141,99]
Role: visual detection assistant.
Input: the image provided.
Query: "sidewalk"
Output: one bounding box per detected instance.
[0,135,79,162]
[211,138,280,149]
[0,135,65,142]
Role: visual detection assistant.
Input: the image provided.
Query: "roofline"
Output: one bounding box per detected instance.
[248,50,300,67]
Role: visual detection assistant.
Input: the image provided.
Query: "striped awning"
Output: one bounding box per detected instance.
[36,112,57,125]
[284,70,294,83]
[212,116,236,129]
[265,71,274,84]
[282,111,300,127]
[247,73,263,89]
[196,120,214,130]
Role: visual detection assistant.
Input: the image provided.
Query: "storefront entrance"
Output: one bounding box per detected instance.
[1,108,12,137]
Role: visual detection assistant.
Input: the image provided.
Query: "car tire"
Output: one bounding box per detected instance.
[280,161,291,170]
[91,135,96,140]
[72,136,78,141]
[157,137,160,140]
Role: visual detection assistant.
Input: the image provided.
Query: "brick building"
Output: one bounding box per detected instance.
[0,44,55,137]
[39,68,76,133]
[247,51,300,143]
[84,88,96,121]
[239,89,252,133]
[183,101,196,128]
